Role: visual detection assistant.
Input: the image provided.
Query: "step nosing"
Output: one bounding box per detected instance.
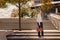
[13,30,60,33]
[11,34,60,35]
[7,37,60,39]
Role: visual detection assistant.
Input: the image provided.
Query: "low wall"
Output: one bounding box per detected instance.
[21,18,37,30]
[0,17,37,30]
[0,18,19,30]
[48,14,60,30]
[0,30,13,40]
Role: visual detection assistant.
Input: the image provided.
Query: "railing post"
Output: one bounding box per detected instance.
[56,8,58,14]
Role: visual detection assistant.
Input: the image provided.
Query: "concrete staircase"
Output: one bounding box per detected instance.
[0,18,56,30]
[6,30,60,40]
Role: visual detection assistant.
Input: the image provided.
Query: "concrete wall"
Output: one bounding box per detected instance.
[0,18,19,30]
[21,18,37,30]
[0,17,37,30]
[0,30,13,40]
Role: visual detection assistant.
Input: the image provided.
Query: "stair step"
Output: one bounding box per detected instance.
[7,36,60,39]
[11,30,60,36]
[11,33,60,36]
[13,29,60,32]
[7,30,60,40]
[6,30,60,36]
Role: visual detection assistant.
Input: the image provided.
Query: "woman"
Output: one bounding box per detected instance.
[37,10,44,37]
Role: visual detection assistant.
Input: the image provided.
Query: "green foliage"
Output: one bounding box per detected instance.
[40,0,53,19]
[20,0,31,4]
[0,0,7,8]
[31,9,38,18]
[20,5,30,17]
[11,9,19,17]
[0,0,38,17]
[0,0,19,8]
[20,0,31,17]
[7,0,18,4]
[40,0,52,12]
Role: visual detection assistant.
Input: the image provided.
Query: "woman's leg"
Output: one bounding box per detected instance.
[37,22,40,28]
[40,22,44,36]
[38,32,41,37]
[42,31,44,36]
[37,22,41,37]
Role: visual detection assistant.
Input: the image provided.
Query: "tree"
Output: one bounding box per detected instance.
[31,9,39,18]
[20,5,30,17]
[11,9,19,17]
[7,0,18,4]
[20,0,32,17]
[0,0,38,17]
[40,0,52,19]
[0,0,7,8]
[40,0,52,12]
[20,0,30,4]
[0,0,18,8]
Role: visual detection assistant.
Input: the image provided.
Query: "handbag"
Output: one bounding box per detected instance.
[37,27,42,32]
